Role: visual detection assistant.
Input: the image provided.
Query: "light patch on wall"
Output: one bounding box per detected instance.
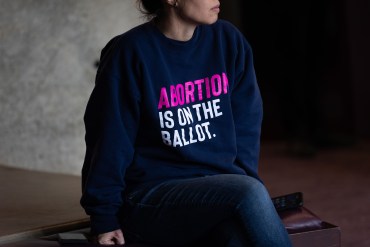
[0,0,144,175]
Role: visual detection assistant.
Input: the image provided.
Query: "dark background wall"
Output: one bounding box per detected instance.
[221,0,370,145]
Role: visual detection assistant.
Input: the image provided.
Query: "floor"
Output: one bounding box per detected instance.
[0,141,369,246]
[259,141,370,247]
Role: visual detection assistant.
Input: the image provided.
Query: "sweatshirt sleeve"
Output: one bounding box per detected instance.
[80,37,141,235]
[231,37,263,180]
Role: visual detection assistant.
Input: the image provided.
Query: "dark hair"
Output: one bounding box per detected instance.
[137,0,164,19]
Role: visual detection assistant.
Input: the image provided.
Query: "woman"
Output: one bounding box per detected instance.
[81,0,292,246]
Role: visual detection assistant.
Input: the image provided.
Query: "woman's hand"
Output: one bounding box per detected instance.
[98,229,125,246]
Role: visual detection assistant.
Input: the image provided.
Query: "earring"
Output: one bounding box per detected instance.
[174,1,178,7]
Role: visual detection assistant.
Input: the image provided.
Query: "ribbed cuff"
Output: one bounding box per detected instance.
[90,215,121,235]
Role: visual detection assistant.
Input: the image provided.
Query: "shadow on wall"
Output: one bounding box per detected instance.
[222,0,370,154]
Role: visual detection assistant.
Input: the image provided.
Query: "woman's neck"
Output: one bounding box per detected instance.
[154,14,197,41]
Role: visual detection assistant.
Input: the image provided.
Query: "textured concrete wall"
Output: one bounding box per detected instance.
[0,0,143,175]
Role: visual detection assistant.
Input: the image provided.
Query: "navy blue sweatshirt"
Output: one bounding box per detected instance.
[81,20,263,234]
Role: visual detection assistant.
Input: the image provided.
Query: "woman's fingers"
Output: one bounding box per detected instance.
[98,229,125,246]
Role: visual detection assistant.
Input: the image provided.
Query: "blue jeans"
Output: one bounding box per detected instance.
[121,174,292,247]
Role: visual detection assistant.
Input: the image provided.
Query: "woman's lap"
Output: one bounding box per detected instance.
[122,174,291,247]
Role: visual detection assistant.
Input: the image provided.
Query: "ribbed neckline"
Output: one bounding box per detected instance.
[147,21,203,49]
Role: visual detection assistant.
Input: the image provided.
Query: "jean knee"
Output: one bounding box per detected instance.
[239,176,270,203]
[215,175,270,207]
